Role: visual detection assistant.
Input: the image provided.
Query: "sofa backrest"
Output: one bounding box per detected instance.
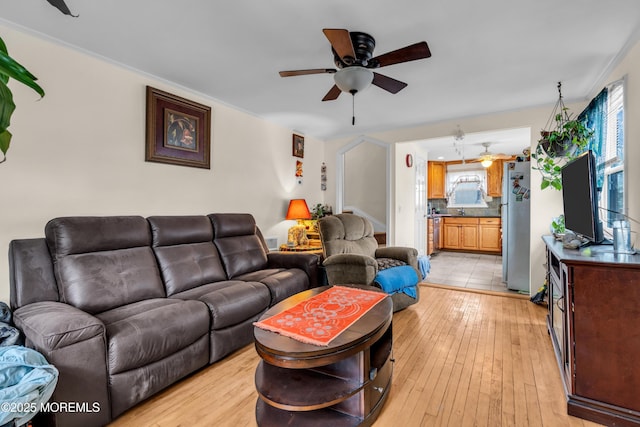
[318,214,379,258]
[148,215,227,296]
[45,216,165,314]
[208,213,268,279]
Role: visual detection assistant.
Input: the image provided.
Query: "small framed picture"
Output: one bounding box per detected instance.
[145,86,211,169]
[292,134,304,158]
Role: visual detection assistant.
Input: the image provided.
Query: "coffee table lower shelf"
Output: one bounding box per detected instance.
[253,286,394,427]
[255,379,391,427]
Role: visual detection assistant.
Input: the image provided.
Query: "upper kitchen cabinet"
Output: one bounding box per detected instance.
[486,160,503,197]
[428,161,446,199]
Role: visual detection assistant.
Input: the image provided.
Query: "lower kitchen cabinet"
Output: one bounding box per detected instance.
[478,218,502,252]
[442,217,501,253]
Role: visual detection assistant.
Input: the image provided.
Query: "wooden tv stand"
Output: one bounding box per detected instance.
[543,236,640,426]
[253,286,393,426]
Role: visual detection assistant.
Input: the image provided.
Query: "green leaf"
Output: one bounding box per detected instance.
[46,0,78,17]
[0,129,11,155]
[0,80,16,132]
[0,38,8,85]
[551,180,563,191]
[541,180,550,190]
[0,48,45,98]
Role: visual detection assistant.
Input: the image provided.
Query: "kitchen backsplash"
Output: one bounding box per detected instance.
[429,197,502,217]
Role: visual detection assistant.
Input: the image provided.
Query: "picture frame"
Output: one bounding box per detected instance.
[292,134,304,158]
[145,86,212,169]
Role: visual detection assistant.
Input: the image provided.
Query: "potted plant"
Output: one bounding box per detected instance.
[550,215,565,238]
[532,108,593,190]
[0,37,45,163]
[538,108,592,157]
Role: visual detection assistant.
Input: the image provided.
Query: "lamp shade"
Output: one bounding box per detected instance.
[285,199,311,220]
[333,67,374,94]
[481,159,493,168]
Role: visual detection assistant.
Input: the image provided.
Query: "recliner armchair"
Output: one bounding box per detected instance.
[318,213,420,312]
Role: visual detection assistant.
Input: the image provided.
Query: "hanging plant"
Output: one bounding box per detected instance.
[0,37,45,163]
[531,82,593,190]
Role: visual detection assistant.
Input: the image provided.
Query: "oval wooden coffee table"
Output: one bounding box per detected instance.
[254,285,393,427]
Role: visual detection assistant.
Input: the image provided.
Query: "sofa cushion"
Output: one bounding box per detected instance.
[171,280,270,330]
[234,268,284,282]
[149,216,227,296]
[148,215,213,247]
[154,243,227,296]
[209,214,268,278]
[247,269,311,306]
[45,216,165,314]
[45,216,150,258]
[96,298,210,374]
[55,247,165,314]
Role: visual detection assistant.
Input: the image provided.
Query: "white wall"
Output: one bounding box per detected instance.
[344,141,386,224]
[0,24,325,303]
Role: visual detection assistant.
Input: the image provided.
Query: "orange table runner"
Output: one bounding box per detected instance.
[254,286,387,346]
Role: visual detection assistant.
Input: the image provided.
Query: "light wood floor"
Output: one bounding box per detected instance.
[109,284,602,427]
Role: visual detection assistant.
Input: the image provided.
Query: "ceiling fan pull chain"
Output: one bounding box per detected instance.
[352,93,356,125]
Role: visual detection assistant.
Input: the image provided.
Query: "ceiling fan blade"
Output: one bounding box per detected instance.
[372,72,408,94]
[372,41,431,68]
[279,68,336,77]
[323,29,356,61]
[322,85,342,101]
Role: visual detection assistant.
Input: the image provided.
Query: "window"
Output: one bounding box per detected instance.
[582,78,625,230]
[446,164,488,208]
[602,81,625,228]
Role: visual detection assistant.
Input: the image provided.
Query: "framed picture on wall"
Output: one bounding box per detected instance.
[292,134,304,158]
[145,86,212,169]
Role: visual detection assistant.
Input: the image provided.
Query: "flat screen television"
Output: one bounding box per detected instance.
[561,150,605,244]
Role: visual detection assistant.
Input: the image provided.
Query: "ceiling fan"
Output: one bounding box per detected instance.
[477,142,511,167]
[279,29,431,123]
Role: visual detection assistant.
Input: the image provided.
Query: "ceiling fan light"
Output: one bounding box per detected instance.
[481,159,493,168]
[334,67,374,94]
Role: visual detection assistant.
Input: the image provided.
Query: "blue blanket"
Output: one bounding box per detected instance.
[0,346,59,426]
[417,255,431,280]
[374,265,419,298]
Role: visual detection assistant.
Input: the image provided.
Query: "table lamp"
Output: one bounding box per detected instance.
[285,199,311,247]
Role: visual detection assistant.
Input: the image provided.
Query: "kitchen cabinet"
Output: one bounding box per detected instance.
[428,161,446,199]
[427,219,434,255]
[442,217,478,250]
[544,236,640,426]
[486,160,503,197]
[478,218,501,252]
[443,217,501,253]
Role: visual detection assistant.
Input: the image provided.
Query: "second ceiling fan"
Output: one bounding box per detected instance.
[279,29,432,103]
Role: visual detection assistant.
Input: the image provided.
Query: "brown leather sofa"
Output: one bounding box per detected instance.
[8,213,317,427]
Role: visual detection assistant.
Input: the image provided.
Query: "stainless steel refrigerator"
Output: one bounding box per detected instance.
[501,161,531,292]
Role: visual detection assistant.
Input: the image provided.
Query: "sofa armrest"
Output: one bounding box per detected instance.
[375,246,418,266]
[322,254,377,285]
[267,252,319,288]
[375,246,420,280]
[13,302,111,427]
[14,302,104,350]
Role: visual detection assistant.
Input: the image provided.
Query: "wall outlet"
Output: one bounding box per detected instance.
[264,237,278,251]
